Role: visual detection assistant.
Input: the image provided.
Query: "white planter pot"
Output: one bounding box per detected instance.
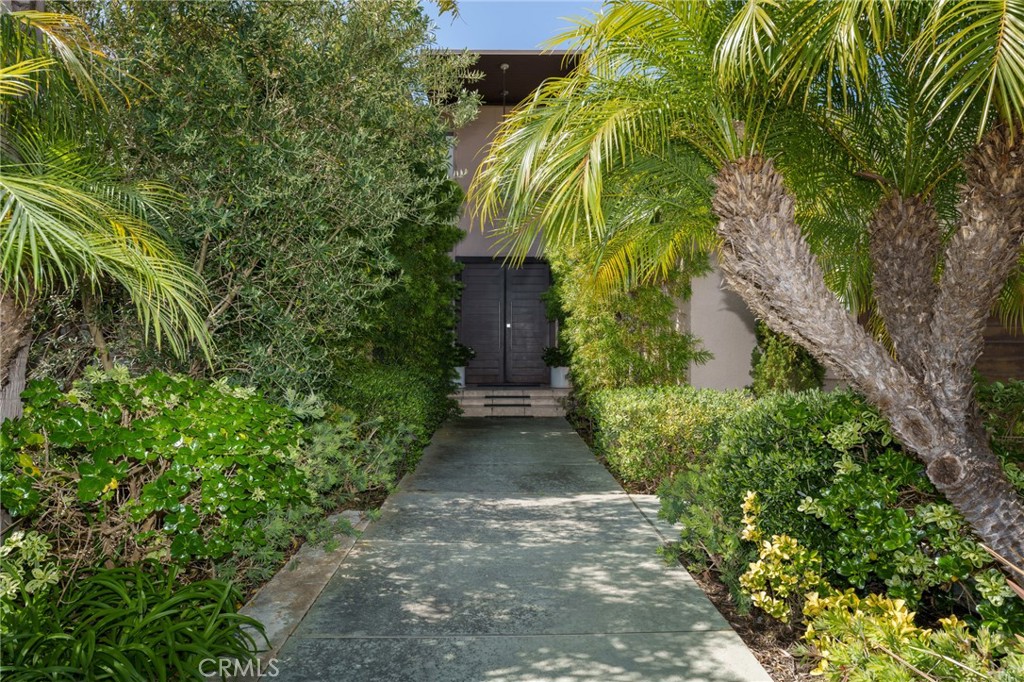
[454,366,466,388]
[550,366,570,388]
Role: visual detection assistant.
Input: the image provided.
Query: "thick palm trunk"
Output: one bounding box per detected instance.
[1,290,33,422]
[868,193,940,379]
[710,145,1024,572]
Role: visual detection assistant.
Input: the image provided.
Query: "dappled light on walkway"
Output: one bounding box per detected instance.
[271,418,769,681]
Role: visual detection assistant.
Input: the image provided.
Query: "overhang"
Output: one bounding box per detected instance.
[469,50,577,106]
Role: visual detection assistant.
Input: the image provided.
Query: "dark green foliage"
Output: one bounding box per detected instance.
[2,557,260,681]
[540,282,571,369]
[588,386,751,491]
[294,406,416,512]
[978,379,1024,464]
[0,367,436,592]
[750,321,826,396]
[74,0,477,397]
[542,345,572,368]
[658,391,853,604]
[658,389,1024,631]
[365,180,467,385]
[1,368,307,564]
[333,364,456,450]
[214,393,419,588]
[453,343,475,366]
[659,391,864,594]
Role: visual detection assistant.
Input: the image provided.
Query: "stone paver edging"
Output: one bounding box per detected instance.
[235,510,368,681]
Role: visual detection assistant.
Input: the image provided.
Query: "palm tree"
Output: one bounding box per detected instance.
[1,9,210,420]
[471,0,1024,569]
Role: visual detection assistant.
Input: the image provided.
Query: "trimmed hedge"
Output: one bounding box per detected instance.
[334,363,457,448]
[589,386,751,491]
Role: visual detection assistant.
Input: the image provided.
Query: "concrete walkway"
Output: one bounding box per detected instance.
[271,418,770,681]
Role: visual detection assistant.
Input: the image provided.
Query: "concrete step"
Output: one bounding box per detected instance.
[461,406,567,418]
[456,397,565,405]
[459,399,529,407]
[456,388,570,396]
[453,386,570,418]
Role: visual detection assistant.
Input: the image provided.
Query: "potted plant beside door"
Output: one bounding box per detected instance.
[542,345,571,388]
[453,343,475,388]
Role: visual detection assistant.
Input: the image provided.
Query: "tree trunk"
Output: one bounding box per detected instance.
[1,290,33,421]
[927,126,1024,423]
[710,151,1024,571]
[82,286,114,372]
[868,193,940,379]
[1,290,33,535]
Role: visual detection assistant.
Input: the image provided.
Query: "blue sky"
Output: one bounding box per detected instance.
[424,0,602,50]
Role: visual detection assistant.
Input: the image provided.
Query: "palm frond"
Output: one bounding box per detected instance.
[714,0,780,88]
[916,0,1024,138]
[0,135,210,359]
[996,253,1024,331]
[0,10,110,109]
[474,72,683,262]
[0,56,53,98]
[776,0,899,107]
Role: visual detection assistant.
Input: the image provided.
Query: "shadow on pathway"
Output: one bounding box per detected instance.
[269,417,770,681]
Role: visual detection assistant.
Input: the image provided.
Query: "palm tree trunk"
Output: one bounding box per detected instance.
[868,193,940,379]
[82,286,114,372]
[927,126,1024,423]
[0,290,33,421]
[710,154,1024,571]
[0,289,33,535]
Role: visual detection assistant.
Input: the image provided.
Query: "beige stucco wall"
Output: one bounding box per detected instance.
[688,263,757,390]
[452,105,541,259]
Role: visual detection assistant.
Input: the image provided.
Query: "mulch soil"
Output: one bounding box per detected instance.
[682,561,816,682]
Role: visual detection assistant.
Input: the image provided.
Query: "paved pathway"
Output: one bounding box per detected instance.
[272,418,770,681]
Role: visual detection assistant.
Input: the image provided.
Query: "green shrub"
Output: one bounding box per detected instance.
[1,531,261,681]
[801,593,1024,681]
[659,390,868,596]
[795,447,1023,631]
[542,345,572,368]
[1,368,308,566]
[334,364,455,447]
[660,389,1024,632]
[72,0,477,398]
[214,392,418,587]
[750,321,825,395]
[589,386,751,490]
[290,403,416,511]
[978,379,1024,466]
[364,180,467,388]
[734,506,1024,680]
[0,367,433,590]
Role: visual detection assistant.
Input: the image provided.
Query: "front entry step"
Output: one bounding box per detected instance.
[454,387,570,418]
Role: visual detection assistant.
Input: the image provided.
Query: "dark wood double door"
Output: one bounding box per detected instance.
[458,261,551,385]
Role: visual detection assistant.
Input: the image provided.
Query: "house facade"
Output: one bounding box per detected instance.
[451,52,757,389]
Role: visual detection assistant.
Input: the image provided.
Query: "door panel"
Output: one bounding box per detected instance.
[505,264,550,384]
[459,262,551,385]
[460,264,504,385]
